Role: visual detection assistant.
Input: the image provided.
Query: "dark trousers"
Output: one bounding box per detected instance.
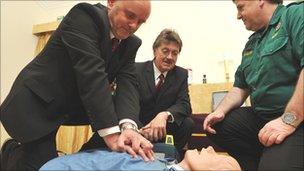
[80,132,108,151]
[166,117,194,158]
[1,131,58,171]
[208,107,304,171]
[81,117,194,160]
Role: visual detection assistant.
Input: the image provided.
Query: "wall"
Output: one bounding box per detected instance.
[1,1,42,146]
[0,0,295,146]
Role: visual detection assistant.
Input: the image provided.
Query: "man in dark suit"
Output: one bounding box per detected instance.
[136,29,194,158]
[0,1,153,170]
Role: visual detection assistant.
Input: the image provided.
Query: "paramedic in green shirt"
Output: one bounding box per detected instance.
[203,0,303,170]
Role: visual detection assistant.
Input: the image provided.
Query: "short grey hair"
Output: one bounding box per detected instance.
[152,28,183,52]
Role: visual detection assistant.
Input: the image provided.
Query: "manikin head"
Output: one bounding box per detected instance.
[178,146,241,171]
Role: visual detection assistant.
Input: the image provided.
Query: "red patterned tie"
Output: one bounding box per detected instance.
[155,74,165,91]
[111,38,119,52]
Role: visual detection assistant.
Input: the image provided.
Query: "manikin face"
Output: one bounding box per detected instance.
[180,146,241,171]
[108,0,151,39]
[234,0,266,31]
[153,41,180,73]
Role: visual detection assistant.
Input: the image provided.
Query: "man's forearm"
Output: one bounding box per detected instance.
[284,69,304,122]
[215,87,250,115]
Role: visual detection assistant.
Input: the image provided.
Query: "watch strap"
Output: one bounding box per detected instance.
[281,112,302,128]
[120,122,139,133]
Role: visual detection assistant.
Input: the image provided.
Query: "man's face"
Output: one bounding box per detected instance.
[153,41,180,73]
[108,0,151,39]
[235,0,265,31]
[182,146,241,170]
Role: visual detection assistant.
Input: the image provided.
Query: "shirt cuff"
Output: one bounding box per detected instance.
[119,119,138,129]
[97,126,120,137]
[166,111,174,123]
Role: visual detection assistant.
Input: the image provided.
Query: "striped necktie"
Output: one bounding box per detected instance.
[111,38,119,52]
[155,74,165,91]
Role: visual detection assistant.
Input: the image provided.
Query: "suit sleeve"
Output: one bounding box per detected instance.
[59,4,118,131]
[167,70,192,126]
[114,39,141,124]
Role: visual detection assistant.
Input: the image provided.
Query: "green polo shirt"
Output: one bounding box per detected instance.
[234,3,304,120]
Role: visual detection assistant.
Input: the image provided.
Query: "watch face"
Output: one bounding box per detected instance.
[283,113,296,124]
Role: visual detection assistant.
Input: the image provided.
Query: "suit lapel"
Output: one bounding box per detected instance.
[102,37,113,72]
[94,3,113,72]
[101,30,124,75]
[144,61,157,97]
[107,39,131,76]
[108,43,122,74]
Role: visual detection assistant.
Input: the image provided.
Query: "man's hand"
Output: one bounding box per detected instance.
[140,112,168,142]
[203,111,225,134]
[258,117,296,147]
[103,133,123,151]
[118,129,154,161]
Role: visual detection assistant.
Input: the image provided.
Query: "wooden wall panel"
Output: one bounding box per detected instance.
[189,83,233,114]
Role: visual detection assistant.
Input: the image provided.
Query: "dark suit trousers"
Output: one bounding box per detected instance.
[80,133,108,151]
[1,131,58,171]
[208,107,304,171]
[166,117,194,158]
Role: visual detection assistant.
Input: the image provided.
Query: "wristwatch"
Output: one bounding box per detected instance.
[281,112,302,128]
[120,122,139,133]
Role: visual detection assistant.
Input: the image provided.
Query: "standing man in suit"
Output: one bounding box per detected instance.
[136,29,194,158]
[0,0,153,170]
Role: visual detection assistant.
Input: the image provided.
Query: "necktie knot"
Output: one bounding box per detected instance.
[111,38,120,52]
[158,74,164,82]
[155,74,165,91]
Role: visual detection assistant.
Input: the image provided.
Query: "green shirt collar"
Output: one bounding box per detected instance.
[269,4,285,26]
[246,4,285,41]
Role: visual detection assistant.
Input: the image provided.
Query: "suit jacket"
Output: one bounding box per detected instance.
[0,3,141,143]
[135,61,192,127]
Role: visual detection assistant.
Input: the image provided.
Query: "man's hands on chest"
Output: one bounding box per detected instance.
[103,127,154,161]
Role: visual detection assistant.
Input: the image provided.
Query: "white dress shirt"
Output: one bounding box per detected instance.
[152,61,174,123]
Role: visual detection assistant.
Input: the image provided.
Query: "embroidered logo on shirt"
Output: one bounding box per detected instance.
[272,22,281,39]
[275,22,281,31]
[272,32,279,39]
[243,50,253,57]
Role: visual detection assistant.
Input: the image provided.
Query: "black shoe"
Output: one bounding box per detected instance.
[1,138,20,170]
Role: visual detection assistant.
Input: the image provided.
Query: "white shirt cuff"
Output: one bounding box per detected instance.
[97,119,138,137]
[97,125,120,137]
[166,111,174,123]
[119,118,138,129]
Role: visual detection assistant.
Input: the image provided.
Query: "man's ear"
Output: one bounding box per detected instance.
[258,0,265,8]
[107,0,115,9]
[153,50,157,58]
